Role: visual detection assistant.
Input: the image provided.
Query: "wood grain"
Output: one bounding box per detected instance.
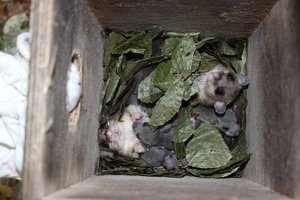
[24,0,300,199]
[86,0,277,38]
[44,175,291,200]
[245,0,300,198]
[23,0,104,199]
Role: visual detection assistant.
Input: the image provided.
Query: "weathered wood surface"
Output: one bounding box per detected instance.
[86,0,277,38]
[44,175,291,200]
[23,0,104,199]
[245,0,300,199]
[24,0,300,199]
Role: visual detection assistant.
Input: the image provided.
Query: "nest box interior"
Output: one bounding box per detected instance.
[24,0,300,199]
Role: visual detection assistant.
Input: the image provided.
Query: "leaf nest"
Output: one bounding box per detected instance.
[98,27,250,178]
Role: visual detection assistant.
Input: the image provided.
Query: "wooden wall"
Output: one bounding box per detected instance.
[23,0,104,199]
[246,0,300,198]
[24,0,300,199]
[86,0,277,38]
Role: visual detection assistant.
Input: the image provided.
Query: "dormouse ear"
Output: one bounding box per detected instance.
[237,74,250,87]
[214,101,226,114]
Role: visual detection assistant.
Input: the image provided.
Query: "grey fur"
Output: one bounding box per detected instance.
[192,105,241,137]
[99,148,115,158]
[133,122,161,147]
[133,121,175,150]
[163,151,179,170]
[141,146,172,167]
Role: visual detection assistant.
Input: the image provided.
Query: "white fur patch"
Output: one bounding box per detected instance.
[66,63,82,112]
[106,107,145,158]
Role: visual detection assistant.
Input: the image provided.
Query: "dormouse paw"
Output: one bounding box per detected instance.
[131,112,143,122]
[133,142,145,153]
[214,101,226,114]
[126,105,150,123]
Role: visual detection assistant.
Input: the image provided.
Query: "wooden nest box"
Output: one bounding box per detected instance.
[24,0,300,199]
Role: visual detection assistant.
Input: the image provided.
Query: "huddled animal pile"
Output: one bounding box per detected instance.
[99,63,249,170]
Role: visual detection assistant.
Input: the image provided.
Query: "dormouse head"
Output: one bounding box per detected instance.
[215,109,241,137]
[196,63,249,113]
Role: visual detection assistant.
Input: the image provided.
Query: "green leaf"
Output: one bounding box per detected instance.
[173,107,194,159]
[182,76,195,101]
[149,80,185,127]
[121,55,170,82]
[197,52,219,72]
[188,166,240,178]
[228,39,246,59]
[112,31,152,58]
[111,83,133,115]
[157,37,198,103]
[103,53,126,81]
[190,78,200,98]
[231,45,247,74]
[174,142,186,160]
[195,37,216,49]
[170,37,196,74]
[162,37,197,76]
[102,72,120,104]
[173,108,194,143]
[187,151,250,178]
[119,31,140,38]
[186,123,232,169]
[153,60,176,91]
[164,32,200,38]
[163,32,200,43]
[104,32,126,66]
[138,72,164,103]
[99,79,110,115]
[146,26,163,39]
[231,131,248,159]
[162,37,182,55]
[214,40,237,56]
[98,155,186,177]
[0,36,4,51]
[187,151,249,176]
[191,51,201,72]
[113,54,125,75]
[120,60,136,81]
[187,98,250,177]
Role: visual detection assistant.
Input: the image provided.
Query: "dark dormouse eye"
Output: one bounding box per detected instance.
[227,73,235,82]
[222,126,229,131]
[136,133,141,139]
[215,87,225,96]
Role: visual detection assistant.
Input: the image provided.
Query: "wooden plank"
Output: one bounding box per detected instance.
[24,0,300,199]
[43,175,291,200]
[245,0,300,199]
[86,0,277,38]
[23,0,104,199]
[23,0,56,198]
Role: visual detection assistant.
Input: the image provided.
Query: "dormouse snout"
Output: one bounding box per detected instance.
[215,87,225,96]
